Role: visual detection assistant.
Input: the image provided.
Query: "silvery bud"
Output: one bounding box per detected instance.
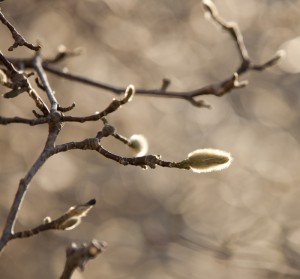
[128,134,148,157]
[187,148,232,173]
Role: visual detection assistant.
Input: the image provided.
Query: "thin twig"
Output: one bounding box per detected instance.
[11,199,96,239]
[52,138,190,170]
[0,115,50,125]
[61,86,134,123]
[202,0,284,75]
[32,0,281,107]
[0,51,49,115]
[58,102,76,113]
[33,55,58,111]
[0,10,40,51]
[203,0,250,66]
[4,13,282,109]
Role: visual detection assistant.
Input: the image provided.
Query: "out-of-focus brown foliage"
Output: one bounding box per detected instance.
[0,0,300,278]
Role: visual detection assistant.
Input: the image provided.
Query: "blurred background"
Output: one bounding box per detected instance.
[0,0,300,278]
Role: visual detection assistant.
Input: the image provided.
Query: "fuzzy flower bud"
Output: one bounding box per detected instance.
[124,84,135,103]
[59,217,81,231]
[43,216,52,224]
[187,148,232,173]
[128,134,148,157]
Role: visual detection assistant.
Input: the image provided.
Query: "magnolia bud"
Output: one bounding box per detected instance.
[187,148,232,173]
[128,134,148,157]
[124,84,135,103]
[59,217,81,231]
[43,216,52,224]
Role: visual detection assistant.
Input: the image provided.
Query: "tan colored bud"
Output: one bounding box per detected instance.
[59,217,81,231]
[187,148,232,173]
[43,216,52,224]
[124,84,135,103]
[128,134,148,157]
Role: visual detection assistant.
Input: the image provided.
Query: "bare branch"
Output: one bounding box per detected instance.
[60,240,106,279]
[3,2,282,110]
[202,0,282,75]
[0,115,50,125]
[11,199,96,239]
[0,10,40,51]
[203,0,250,65]
[52,138,190,170]
[251,50,285,71]
[62,85,135,123]
[0,0,279,262]
[0,51,49,115]
[58,102,76,113]
[33,55,58,111]
[0,114,62,253]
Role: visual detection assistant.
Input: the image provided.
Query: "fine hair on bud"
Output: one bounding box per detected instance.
[59,217,81,230]
[187,148,232,173]
[124,84,135,102]
[43,216,52,224]
[128,134,148,157]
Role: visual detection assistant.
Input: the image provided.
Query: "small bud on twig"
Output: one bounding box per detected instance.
[43,216,52,224]
[128,134,148,157]
[124,84,135,103]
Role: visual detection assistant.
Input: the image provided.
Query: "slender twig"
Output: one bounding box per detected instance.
[0,10,40,51]
[0,51,49,115]
[0,115,50,125]
[112,131,129,145]
[202,0,284,75]
[101,118,129,144]
[11,199,96,239]
[3,5,282,109]
[0,51,17,73]
[41,52,279,108]
[58,102,76,113]
[62,86,134,123]
[52,139,190,170]
[33,55,58,111]
[203,0,250,67]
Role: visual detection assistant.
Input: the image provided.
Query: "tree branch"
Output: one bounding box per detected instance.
[52,138,190,170]
[11,199,96,239]
[202,0,284,75]
[0,115,50,125]
[33,55,58,111]
[0,51,49,115]
[0,114,62,253]
[2,0,282,109]
[0,10,40,51]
